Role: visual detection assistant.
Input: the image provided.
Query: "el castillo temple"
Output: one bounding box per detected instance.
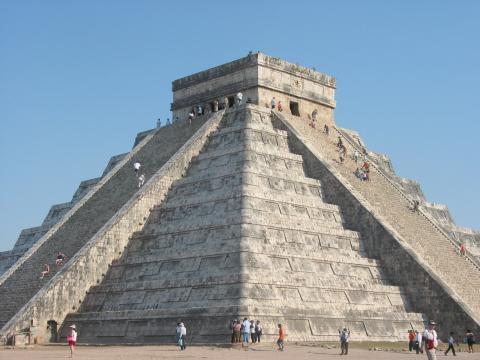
[0,53,479,345]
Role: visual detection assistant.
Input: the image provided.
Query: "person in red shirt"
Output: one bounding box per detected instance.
[408,330,416,351]
[277,324,285,351]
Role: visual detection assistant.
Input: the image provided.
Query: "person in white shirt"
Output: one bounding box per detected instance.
[133,162,141,177]
[137,174,145,188]
[416,330,423,354]
[423,320,438,360]
[242,318,250,345]
[176,322,187,350]
[236,92,243,105]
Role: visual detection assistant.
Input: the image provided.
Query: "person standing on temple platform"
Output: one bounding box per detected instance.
[271,97,277,109]
[236,92,243,105]
[156,118,161,128]
[213,99,219,112]
[224,96,229,110]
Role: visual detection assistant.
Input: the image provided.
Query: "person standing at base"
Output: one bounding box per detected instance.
[177,322,187,350]
[466,329,475,353]
[408,330,416,351]
[67,324,77,358]
[255,320,262,343]
[423,320,438,360]
[277,323,285,351]
[444,332,456,356]
[242,318,250,346]
[416,330,423,354]
[250,320,256,343]
[339,327,350,355]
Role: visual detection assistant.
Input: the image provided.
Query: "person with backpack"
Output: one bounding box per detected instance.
[466,329,475,353]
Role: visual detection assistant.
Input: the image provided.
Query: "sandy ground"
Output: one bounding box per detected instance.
[0,343,477,360]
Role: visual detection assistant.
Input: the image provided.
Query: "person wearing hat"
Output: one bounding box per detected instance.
[67,324,77,358]
[423,321,438,360]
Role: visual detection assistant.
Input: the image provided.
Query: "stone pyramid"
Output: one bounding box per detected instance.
[1,53,478,344]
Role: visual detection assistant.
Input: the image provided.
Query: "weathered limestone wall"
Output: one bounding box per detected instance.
[0,111,225,343]
[273,114,480,338]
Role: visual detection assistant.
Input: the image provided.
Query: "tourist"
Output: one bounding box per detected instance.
[250,320,256,343]
[39,263,50,279]
[354,150,359,163]
[175,323,181,347]
[233,319,241,343]
[324,124,329,136]
[156,118,161,128]
[408,330,415,351]
[460,243,466,256]
[412,200,420,212]
[67,324,77,358]
[255,320,262,343]
[213,99,219,112]
[444,331,456,356]
[197,104,203,116]
[337,137,343,151]
[423,320,438,360]
[339,145,346,164]
[166,118,171,125]
[223,96,229,110]
[271,97,277,109]
[277,323,285,351]
[188,110,195,126]
[312,109,318,123]
[55,252,66,267]
[230,319,237,343]
[137,174,145,188]
[339,327,350,355]
[236,92,243,105]
[133,161,141,177]
[177,322,186,350]
[242,318,250,345]
[277,101,283,111]
[415,330,423,354]
[466,329,474,353]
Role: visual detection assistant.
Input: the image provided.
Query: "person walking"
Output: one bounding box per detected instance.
[255,320,262,343]
[177,322,186,350]
[423,320,438,360]
[460,243,466,256]
[67,324,77,358]
[277,324,285,351]
[242,318,250,346]
[137,174,145,188]
[466,329,475,353]
[444,332,456,356]
[339,327,350,355]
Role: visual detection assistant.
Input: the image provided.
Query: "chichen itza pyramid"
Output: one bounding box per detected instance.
[0,53,479,344]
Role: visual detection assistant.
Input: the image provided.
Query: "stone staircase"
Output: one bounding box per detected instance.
[273,111,480,321]
[0,113,222,337]
[62,105,424,344]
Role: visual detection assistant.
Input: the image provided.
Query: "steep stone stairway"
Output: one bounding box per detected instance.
[0,116,216,331]
[274,111,480,319]
[63,105,424,343]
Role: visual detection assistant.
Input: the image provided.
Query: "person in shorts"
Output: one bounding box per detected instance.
[67,324,77,357]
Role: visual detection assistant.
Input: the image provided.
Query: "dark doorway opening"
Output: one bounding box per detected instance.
[289,101,300,116]
[47,320,58,343]
[228,96,235,108]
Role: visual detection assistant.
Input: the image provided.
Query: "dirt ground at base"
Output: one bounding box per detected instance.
[0,343,478,360]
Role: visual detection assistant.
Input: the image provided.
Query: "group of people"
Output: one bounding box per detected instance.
[270,97,283,112]
[188,92,247,125]
[407,322,475,358]
[39,252,67,279]
[230,318,263,345]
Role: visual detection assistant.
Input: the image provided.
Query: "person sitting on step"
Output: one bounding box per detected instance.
[40,263,50,279]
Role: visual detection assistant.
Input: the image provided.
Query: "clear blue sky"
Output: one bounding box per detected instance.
[1,1,479,251]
